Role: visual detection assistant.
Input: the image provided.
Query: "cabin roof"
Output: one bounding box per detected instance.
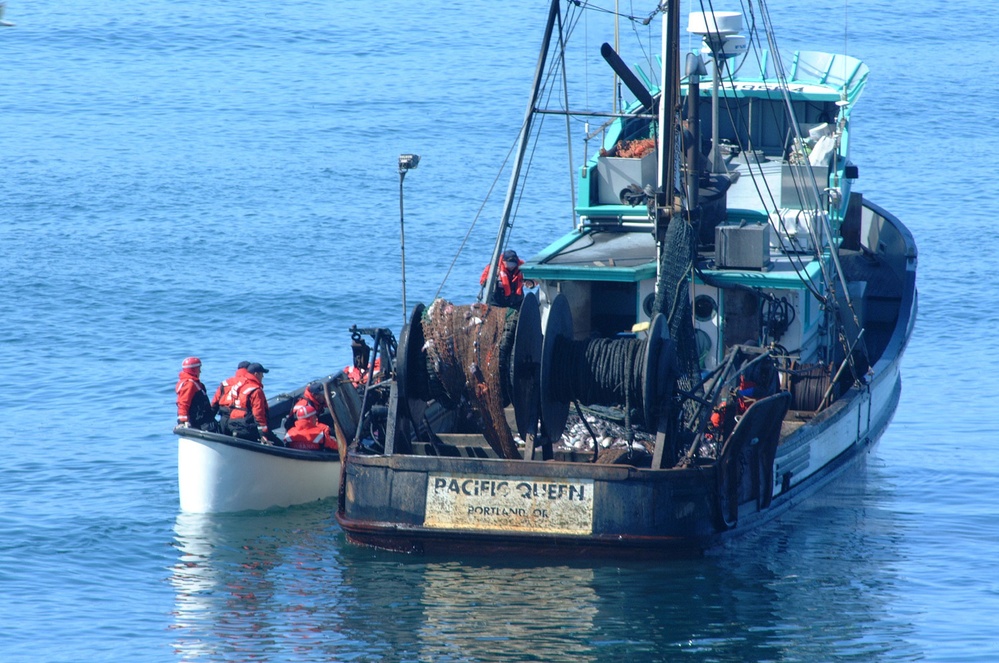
[523,229,657,282]
[523,226,826,289]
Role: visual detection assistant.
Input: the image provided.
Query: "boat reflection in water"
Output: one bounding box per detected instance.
[169,508,345,660]
[169,466,918,660]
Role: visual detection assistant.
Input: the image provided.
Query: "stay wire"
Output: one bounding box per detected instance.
[437,1,583,300]
[699,0,816,266]
[433,135,522,302]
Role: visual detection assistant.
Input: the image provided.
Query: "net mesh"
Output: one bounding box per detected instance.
[653,216,703,427]
[421,299,520,459]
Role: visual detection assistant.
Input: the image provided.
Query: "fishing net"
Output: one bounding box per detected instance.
[653,215,703,427]
[421,299,520,459]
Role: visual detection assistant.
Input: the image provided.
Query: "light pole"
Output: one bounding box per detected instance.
[398,153,420,324]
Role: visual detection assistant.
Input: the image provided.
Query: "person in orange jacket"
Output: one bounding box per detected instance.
[285,382,330,429]
[344,357,382,388]
[212,360,249,410]
[708,374,759,439]
[227,363,280,444]
[212,360,250,432]
[298,382,327,414]
[480,249,535,309]
[175,357,216,430]
[283,403,337,451]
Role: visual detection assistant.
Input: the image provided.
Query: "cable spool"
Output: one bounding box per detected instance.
[540,294,573,441]
[789,361,831,411]
[641,314,675,428]
[539,294,675,441]
[397,298,541,459]
[397,302,430,414]
[510,293,542,439]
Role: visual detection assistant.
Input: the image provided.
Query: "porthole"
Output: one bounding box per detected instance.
[694,294,717,322]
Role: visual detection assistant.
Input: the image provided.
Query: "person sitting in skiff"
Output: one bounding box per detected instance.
[479,249,536,309]
[211,360,250,432]
[285,381,330,429]
[226,362,281,444]
[283,403,337,452]
[175,356,217,431]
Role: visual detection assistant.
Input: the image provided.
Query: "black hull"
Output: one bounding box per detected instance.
[336,389,888,558]
[337,372,902,557]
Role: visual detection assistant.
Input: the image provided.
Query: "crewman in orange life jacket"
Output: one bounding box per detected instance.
[212,360,250,432]
[226,362,281,444]
[708,374,759,439]
[343,335,382,388]
[283,403,337,451]
[285,382,329,429]
[175,356,216,431]
[480,249,535,309]
[344,357,382,388]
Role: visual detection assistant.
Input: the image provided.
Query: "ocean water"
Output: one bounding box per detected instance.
[2,1,997,661]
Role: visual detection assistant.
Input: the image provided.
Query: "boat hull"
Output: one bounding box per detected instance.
[337,376,894,557]
[178,431,340,513]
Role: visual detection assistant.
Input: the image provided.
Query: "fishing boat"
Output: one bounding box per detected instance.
[333,0,917,556]
[174,372,353,513]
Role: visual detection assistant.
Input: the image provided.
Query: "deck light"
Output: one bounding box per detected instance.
[399,154,421,172]
[399,154,421,323]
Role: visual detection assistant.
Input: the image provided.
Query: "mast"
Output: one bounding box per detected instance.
[481,0,561,305]
[654,0,680,250]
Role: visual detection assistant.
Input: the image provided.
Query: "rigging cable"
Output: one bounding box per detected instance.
[433,134,522,302]
[755,1,863,305]
[706,0,822,293]
[557,3,578,226]
[755,0,865,381]
[755,0,838,293]
[506,2,587,243]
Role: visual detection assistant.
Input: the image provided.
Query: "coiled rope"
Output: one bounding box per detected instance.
[549,336,647,421]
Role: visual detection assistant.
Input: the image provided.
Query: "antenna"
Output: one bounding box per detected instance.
[687,11,746,173]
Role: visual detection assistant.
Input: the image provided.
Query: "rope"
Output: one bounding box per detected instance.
[549,336,646,417]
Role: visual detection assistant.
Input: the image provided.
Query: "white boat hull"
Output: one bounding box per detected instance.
[177,433,340,513]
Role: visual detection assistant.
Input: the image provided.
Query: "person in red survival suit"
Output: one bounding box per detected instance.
[479,249,536,309]
[227,362,281,444]
[283,403,337,451]
[344,357,382,388]
[708,374,759,440]
[297,382,327,414]
[284,382,329,430]
[211,360,250,432]
[175,357,217,431]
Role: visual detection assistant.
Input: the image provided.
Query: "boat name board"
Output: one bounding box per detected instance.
[424,474,595,534]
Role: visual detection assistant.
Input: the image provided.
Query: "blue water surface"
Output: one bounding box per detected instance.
[1,1,997,661]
